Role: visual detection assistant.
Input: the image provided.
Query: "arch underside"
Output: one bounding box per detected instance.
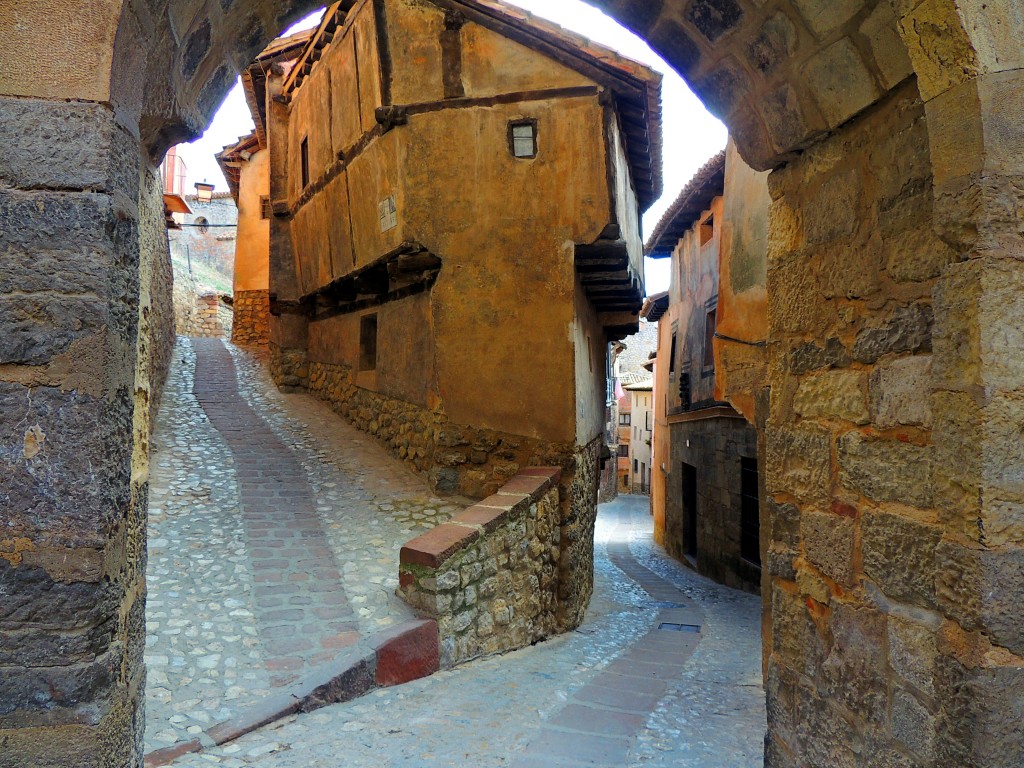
[0,0,1021,766]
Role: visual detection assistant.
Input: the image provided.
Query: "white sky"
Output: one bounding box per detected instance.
[174,1,727,295]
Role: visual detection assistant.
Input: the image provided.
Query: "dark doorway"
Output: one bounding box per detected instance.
[682,462,697,558]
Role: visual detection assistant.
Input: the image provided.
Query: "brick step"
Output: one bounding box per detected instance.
[144,619,439,767]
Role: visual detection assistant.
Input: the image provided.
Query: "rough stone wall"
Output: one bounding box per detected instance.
[399,471,561,666]
[556,438,601,631]
[598,454,618,503]
[231,289,270,346]
[307,361,576,499]
[664,413,760,594]
[184,294,233,338]
[0,96,148,767]
[762,80,974,766]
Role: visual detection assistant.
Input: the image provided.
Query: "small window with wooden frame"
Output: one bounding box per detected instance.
[259,195,272,220]
[300,136,310,189]
[508,119,538,159]
[359,314,378,371]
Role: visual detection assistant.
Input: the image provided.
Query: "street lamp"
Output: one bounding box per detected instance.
[194,180,215,203]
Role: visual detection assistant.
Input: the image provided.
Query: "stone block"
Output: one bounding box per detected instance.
[821,602,888,725]
[838,432,933,508]
[0,652,116,727]
[888,615,937,697]
[852,303,933,364]
[935,540,1024,655]
[789,337,849,375]
[771,584,823,678]
[765,423,831,505]
[802,38,881,128]
[863,511,940,607]
[934,654,1024,767]
[745,11,797,74]
[684,0,744,43]
[800,510,856,586]
[860,3,914,90]
[871,355,932,429]
[892,687,936,760]
[793,369,869,425]
[793,0,860,38]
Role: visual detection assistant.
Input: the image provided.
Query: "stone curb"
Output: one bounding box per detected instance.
[144,619,439,767]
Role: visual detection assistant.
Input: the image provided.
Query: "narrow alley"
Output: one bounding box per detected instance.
[145,337,764,767]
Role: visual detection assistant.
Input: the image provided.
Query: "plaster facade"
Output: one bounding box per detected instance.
[2,0,1023,765]
[644,142,769,595]
[230,0,661,655]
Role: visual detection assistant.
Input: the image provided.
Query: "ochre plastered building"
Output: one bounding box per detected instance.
[223,0,662,646]
[644,143,770,593]
[3,0,1023,765]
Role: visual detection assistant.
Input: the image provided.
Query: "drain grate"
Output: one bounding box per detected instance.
[658,622,701,633]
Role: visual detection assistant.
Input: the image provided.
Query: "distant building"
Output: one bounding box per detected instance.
[643,142,770,593]
[624,378,653,494]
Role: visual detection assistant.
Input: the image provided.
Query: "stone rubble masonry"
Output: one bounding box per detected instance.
[184,294,233,339]
[398,468,562,667]
[305,360,576,500]
[232,290,271,346]
[299,357,600,638]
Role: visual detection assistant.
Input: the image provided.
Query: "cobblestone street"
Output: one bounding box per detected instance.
[147,338,765,765]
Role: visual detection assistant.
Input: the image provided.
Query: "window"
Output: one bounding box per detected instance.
[260,195,272,220]
[633,459,638,473]
[669,333,677,379]
[194,216,209,234]
[509,119,538,158]
[699,213,714,246]
[741,457,761,566]
[617,444,629,457]
[704,308,717,370]
[300,136,310,189]
[645,411,652,431]
[359,314,377,371]
[619,413,631,426]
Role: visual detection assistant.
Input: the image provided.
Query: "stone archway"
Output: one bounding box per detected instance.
[1,1,1021,766]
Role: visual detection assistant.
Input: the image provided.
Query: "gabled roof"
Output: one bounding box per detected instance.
[645,150,726,258]
[624,376,653,391]
[282,0,663,211]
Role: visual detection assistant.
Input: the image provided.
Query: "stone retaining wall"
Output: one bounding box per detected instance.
[306,361,575,499]
[231,290,270,346]
[184,294,233,338]
[398,468,562,666]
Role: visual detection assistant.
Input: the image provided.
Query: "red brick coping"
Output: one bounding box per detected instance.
[399,467,562,578]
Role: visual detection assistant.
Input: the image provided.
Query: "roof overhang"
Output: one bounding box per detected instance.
[645,150,726,258]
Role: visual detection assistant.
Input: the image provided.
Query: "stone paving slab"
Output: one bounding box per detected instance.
[145,338,466,753]
[165,495,766,767]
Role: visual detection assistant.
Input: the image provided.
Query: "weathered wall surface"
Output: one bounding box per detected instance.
[234,150,271,293]
[761,79,984,766]
[715,140,770,422]
[664,413,760,593]
[0,94,147,767]
[232,290,271,346]
[399,470,562,666]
